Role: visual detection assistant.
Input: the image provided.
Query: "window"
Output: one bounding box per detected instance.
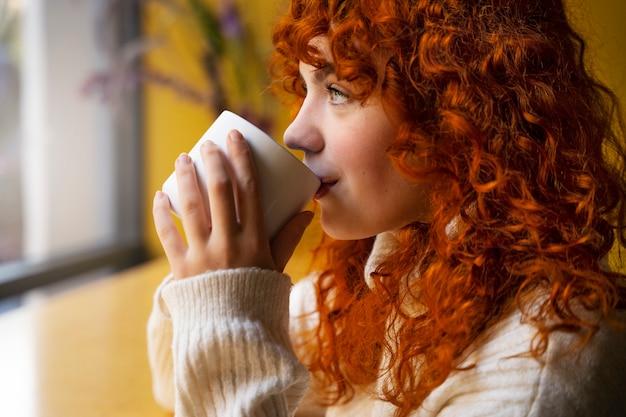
[0,0,145,306]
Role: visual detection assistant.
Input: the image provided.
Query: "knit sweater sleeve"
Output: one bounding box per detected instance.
[147,274,176,411]
[146,268,311,417]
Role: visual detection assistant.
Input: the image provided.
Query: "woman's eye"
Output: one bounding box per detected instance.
[325,84,349,104]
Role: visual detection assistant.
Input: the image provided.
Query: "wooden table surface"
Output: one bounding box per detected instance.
[0,257,172,417]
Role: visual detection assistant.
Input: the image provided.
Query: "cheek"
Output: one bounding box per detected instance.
[334,128,394,172]
[342,151,391,194]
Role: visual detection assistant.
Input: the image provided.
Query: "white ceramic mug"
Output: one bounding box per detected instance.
[162,110,320,239]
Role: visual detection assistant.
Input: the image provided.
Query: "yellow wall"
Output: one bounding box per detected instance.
[142,0,626,277]
[141,0,320,278]
[141,0,213,257]
[568,0,626,104]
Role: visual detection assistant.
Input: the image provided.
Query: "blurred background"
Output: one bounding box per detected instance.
[0,0,624,312]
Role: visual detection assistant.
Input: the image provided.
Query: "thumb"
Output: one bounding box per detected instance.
[270,211,315,272]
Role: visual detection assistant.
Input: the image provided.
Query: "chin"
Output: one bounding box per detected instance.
[320,218,378,241]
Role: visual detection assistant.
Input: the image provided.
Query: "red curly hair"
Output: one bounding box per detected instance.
[271,0,626,415]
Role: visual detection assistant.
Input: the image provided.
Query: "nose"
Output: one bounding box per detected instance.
[283,100,324,154]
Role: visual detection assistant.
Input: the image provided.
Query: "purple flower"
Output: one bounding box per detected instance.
[219,2,243,40]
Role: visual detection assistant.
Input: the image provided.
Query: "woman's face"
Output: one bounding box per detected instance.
[283,37,433,240]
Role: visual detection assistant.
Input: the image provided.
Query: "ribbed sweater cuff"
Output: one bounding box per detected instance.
[161,267,293,334]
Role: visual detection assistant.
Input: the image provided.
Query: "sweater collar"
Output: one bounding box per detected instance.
[364,230,403,290]
[363,230,427,318]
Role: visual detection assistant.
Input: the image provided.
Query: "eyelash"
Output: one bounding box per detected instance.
[325,83,349,102]
[299,80,349,104]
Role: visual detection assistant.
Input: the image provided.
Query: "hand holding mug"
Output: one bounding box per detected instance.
[153,112,319,279]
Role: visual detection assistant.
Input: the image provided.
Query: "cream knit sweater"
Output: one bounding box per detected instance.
[147,234,626,417]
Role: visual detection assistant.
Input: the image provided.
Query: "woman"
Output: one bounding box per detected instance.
[149,0,626,416]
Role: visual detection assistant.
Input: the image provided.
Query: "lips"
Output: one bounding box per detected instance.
[314,179,337,200]
[306,161,337,200]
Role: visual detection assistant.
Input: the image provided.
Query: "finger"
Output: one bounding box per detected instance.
[270,211,315,272]
[175,153,211,244]
[200,140,239,236]
[225,130,265,235]
[153,190,187,262]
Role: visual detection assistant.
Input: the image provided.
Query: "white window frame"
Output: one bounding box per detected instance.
[0,0,144,300]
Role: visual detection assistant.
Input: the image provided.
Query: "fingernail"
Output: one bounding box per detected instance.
[155,190,164,200]
[202,140,217,149]
[177,153,191,164]
[228,130,244,142]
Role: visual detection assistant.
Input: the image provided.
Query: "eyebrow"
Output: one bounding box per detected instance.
[313,63,336,83]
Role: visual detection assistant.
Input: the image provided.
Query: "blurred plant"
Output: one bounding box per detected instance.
[84,0,275,131]
[1,0,21,98]
[0,0,19,45]
[0,0,21,131]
